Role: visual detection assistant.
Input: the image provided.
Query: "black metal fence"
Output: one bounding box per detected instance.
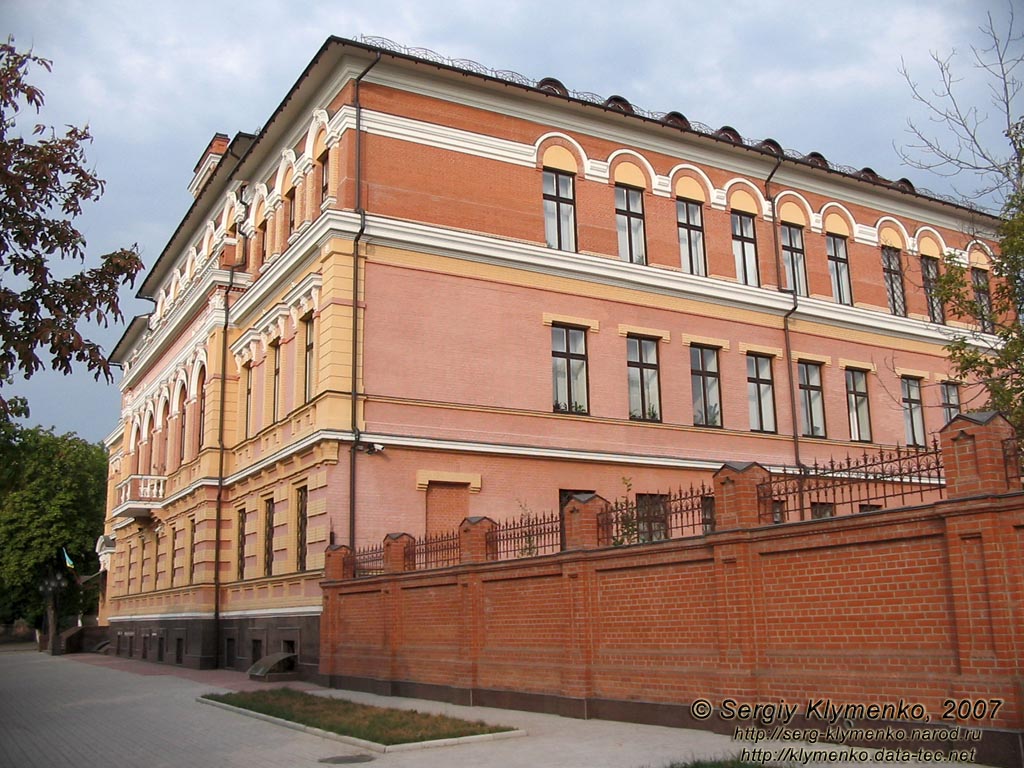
[757,440,945,525]
[485,511,563,560]
[407,530,461,570]
[353,544,385,577]
[597,483,715,546]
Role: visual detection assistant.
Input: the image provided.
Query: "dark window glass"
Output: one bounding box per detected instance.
[940,382,961,424]
[197,368,206,451]
[264,498,275,577]
[972,267,994,332]
[543,169,577,251]
[177,389,187,464]
[845,369,872,442]
[732,212,759,286]
[272,343,281,422]
[237,509,247,581]
[295,486,308,572]
[286,188,296,235]
[319,150,330,205]
[615,185,646,264]
[882,247,907,316]
[798,361,826,437]
[627,336,661,421]
[781,224,808,296]
[747,354,776,433]
[921,256,944,323]
[244,363,253,439]
[901,376,926,447]
[690,345,722,427]
[827,235,852,305]
[303,316,315,404]
[552,325,589,414]
[677,199,706,275]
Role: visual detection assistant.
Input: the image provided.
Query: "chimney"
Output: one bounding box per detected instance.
[188,133,230,198]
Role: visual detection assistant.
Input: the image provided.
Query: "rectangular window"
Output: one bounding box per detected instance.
[197,371,206,451]
[677,199,707,275]
[615,185,646,264]
[258,220,268,266]
[264,498,275,577]
[940,382,961,424]
[972,267,994,332]
[169,526,177,588]
[626,336,661,422]
[732,212,759,286]
[827,235,853,305]
[811,502,835,520]
[551,325,588,414]
[882,247,907,316]
[634,493,669,542]
[286,188,296,235]
[845,369,872,442]
[921,256,944,323]
[243,363,253,439]
[271,343,281,422]
[690,345,722,427]
[798,361,826,437]
[295,486,308,572]
[237,509,247,581]
[543,169,576,251]
[188,518,196,585]
[747,354,776,433]
[319,150,330,205]
[303,316,315,404]
[901,376,926,447]
[781,225,808,296]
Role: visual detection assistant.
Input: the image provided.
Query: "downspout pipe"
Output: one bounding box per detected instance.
[213,180,248,668]
[348,52,382,550]
[763,154,803,475]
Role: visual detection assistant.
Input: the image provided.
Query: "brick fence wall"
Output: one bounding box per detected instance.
[320,413,1024,766]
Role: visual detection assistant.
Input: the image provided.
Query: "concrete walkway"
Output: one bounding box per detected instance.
[0,648,995,768]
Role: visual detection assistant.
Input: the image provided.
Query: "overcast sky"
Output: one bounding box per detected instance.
[4,0,1019,443]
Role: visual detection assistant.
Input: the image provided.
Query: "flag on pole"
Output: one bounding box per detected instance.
[62,547,75,572]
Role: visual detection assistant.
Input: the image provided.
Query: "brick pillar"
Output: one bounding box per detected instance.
[939,412,1016,499]
[459,517,496,564]
[713,461,770,530]
[562,493,608,550]
[383,533,413,573]
[323,544,355,581]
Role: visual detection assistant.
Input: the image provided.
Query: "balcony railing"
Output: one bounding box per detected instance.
[113,474,166,519]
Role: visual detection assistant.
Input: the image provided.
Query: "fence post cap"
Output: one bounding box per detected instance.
[714,461,767,476]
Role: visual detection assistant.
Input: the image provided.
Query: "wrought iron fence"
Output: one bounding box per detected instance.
[353,544,384,577]
[598,483,715,547]
[757,440,945,525]
[485,511,563,560]
[408,530,461,570]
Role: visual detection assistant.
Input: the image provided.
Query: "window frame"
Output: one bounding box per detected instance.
[882,246,908,317]
[676,198,707,276]
[845,368,872,442]
[263,498,275,577]
[826,234,853,305]
[551,325,589,415]
[921,256,944,324]
[542,168,577,252]
[243,363,253,439]
[295,486,308,572]
[196,368,206,451]
[972,267,994,333]
[177,388,187,464]
[271,342,281,423]
[690,345,722,428]
[303,315,315,404]
[746,353,777,433]
[780,224,808,296]
[615,184,647,265]
[940,381,961,424]
[237,508,247,581]
[731,212,760,287]
[797,361,827,438]
[900,376,927,447]
[319,149,330,206]
[285,187,296,236]
[626,335,662,422]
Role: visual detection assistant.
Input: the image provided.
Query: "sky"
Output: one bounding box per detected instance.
[4,0,1019,444]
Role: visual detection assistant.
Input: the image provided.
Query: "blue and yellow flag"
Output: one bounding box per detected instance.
[62,547,75,572]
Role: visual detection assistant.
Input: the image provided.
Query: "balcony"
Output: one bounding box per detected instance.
[111,475,166,524]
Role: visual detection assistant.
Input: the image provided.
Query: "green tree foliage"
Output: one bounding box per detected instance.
[0,423,107,625]
[0,38,143,416]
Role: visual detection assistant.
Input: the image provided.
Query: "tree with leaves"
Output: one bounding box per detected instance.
[899,7,1024,430]
[0,424,107,626]
[0,38,143,417]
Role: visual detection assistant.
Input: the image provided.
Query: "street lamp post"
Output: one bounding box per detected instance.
[38,570,68,656]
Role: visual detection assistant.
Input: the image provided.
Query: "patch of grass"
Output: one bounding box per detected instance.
[203,688,512,745]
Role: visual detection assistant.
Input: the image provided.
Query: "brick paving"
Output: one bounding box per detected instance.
[0,648,999,768]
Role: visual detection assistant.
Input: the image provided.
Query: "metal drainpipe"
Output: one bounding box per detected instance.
[348,52,382,550]
[213,181,248,668]
[763,154,803,477]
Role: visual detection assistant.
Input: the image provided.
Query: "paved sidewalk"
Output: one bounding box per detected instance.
[0,649,997,768]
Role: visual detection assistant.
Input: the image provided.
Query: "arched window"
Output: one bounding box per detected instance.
[177,387,187,465]
[196,367,207,452]
[160,401,171,474]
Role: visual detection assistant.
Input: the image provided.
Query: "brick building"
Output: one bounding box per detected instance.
[101,37,1001,678]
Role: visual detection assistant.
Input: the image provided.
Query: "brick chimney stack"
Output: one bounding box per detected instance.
[188,133,230,198]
